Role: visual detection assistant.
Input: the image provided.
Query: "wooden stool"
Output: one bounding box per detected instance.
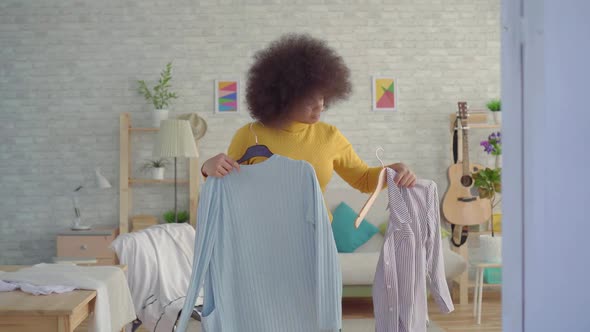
[473,262,502,324]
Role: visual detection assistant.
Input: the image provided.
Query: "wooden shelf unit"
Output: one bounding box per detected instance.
[448,113,501,132]
[448,112,503,305]
[129,127,159,132]
[119,113,199,234]
[129,178,190,185]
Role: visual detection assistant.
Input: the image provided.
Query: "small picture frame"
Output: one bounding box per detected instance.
[372,76,398,112]
[215,80,239,114]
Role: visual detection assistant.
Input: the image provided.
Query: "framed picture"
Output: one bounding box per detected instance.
[215,80,239,113]
[372,76,398,112]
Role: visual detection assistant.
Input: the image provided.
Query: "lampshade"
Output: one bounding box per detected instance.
[153,120,199,158]
[94,167,112,189]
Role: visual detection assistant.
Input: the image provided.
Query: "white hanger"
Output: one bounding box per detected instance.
[355,147,388,228]
[250,122,259,145]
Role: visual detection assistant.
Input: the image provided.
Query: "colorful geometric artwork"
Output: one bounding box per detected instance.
[215,80,239,113]
[372,76,397,112]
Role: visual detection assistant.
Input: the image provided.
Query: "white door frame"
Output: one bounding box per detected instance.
[501,0,545,331]
[501,0,524,329]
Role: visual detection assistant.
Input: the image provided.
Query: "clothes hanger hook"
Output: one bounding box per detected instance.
[249,122,259,145]
[376,146,385,168]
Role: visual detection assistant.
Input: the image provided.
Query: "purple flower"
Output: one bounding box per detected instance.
[481,132,502,155]
[488,132,501,140]
[480,141,494,154]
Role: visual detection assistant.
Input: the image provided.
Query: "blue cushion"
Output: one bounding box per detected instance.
[331,202,379,253]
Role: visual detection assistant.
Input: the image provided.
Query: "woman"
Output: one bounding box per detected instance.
[202,33,416,196]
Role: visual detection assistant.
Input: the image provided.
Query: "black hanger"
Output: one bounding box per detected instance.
[236,123,273,164]
[237,145,273,164]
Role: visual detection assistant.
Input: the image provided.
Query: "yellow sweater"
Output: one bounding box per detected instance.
[227,121,382,195]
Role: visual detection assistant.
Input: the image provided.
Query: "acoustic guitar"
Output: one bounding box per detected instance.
[442,102,491,226]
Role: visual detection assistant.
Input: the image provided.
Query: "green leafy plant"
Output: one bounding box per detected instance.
[163,210,189,223]
[139,158,168,173]
[473,168,502,236]
[440,227,451,239]
[486,99,501,112]
[137,62,178,110]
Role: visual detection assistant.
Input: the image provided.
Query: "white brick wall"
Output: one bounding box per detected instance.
[0,0,500,264]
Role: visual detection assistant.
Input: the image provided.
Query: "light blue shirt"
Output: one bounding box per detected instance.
[176,155,342,332]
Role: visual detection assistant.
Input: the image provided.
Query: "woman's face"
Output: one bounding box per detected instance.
[289,93,325,124]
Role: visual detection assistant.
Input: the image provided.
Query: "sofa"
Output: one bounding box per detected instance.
[324,188,466,297]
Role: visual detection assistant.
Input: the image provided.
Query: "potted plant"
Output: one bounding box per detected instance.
[473,167,502,263]
[163,210,189,223]
[137,62,178,127]
[140,158,168,180]
[486,98,502,124]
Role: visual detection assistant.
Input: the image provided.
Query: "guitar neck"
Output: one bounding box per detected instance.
[456,101,471,175]
[462,125,470,174]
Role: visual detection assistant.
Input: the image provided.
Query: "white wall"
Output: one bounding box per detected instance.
[503,0,590,331]
[0,0,500,264]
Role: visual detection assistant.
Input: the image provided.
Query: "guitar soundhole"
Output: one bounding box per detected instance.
[461,175,473,187]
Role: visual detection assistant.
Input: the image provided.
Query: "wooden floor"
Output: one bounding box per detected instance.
[342,290,502,332]
[77,292,502,331]
[430,291,502,332]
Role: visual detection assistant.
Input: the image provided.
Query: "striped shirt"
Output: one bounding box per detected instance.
[373,169,454,332]
[175,155,342,332]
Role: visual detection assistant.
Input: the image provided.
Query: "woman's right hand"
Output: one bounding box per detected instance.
[201,153,240,177]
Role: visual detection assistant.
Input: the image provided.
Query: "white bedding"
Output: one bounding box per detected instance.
[110,223,201,332]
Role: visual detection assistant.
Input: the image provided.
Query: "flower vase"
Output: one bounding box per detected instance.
[480,234,502,263]
[152,167,165,180]
[495,155,502,168]
[493,111,502,124]
[152,109,169,128]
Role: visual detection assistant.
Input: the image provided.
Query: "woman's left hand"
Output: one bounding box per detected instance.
[387,163,416,188]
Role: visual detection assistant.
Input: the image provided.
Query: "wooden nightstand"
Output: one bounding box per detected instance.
[0,265,127,332]
[56,226,119,265]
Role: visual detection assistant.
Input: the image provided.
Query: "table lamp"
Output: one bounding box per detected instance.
[153,120,198,223]
[71,168,112,230]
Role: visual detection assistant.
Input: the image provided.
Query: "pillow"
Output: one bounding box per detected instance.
[331,202,379,253]
[440,238,467,279]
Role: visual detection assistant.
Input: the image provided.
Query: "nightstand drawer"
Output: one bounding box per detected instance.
[57,235,115,258]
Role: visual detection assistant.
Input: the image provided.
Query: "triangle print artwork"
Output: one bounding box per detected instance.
[373,77,397,111]
[216,80,239,113]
